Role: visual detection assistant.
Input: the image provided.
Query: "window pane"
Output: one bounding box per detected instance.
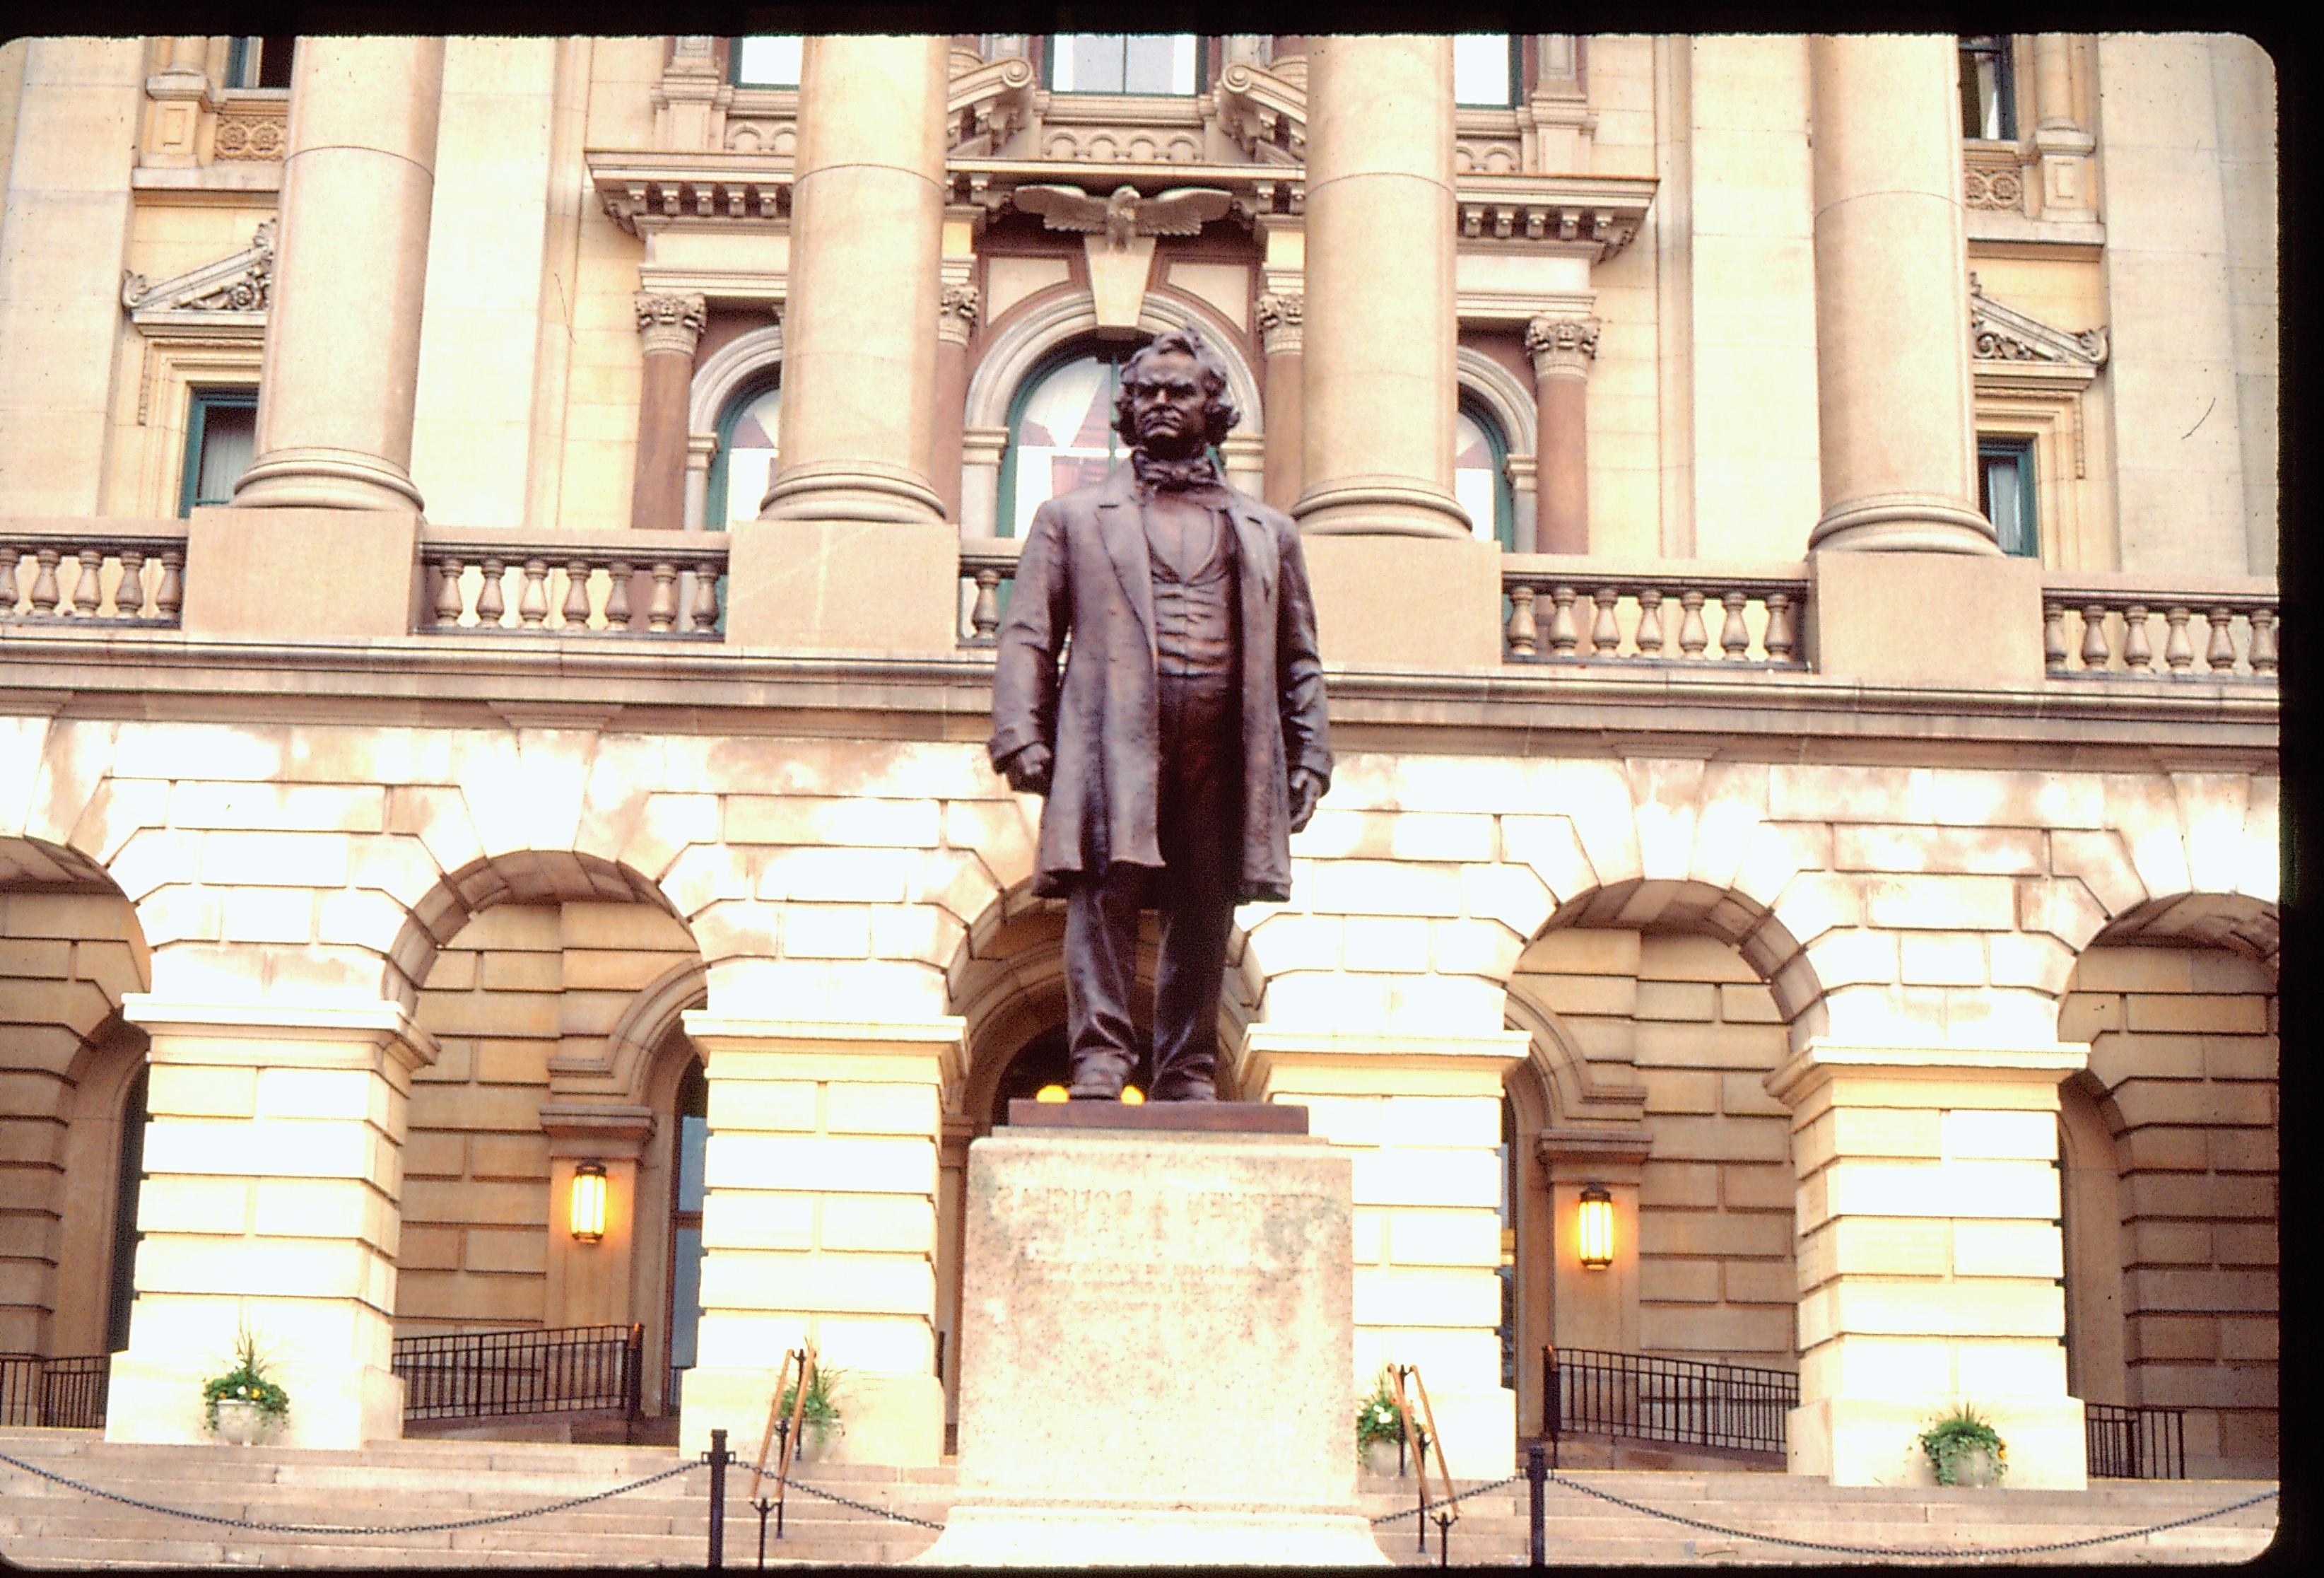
[1960,36,2011,139]
[668,1225,704,1372]
[1454,408,1503,544]
[735,35,802,87]
[720,385,782,528]
[1010,353,1122,537]
[1980,440,2038,557]
[1057,34,1126,92]
[1122,35,1196,94]
[1454,35,1514,107]
[1055,35,1194,94]
[196,401,256,506]
[678,1112,708,1212]
[256,37,295,90]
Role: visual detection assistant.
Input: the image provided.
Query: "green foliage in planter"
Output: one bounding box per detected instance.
[1918,1402,2008,1485]
[778,1364,844,1444]
[201,1323,291,1434]
[1355,1372,1428,1456]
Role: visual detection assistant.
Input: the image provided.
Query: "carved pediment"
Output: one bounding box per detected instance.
[122,218,274,324]
[1969,274,2108,383]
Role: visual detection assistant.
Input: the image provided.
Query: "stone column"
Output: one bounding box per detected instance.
[1241,1027,1530,1480]
[1296,35,1467,541]
[1803,35,1993,554]
[629,291,705,534]
[141,36,212,168]
[233,37,445,511]
[684,435,717,532]
[1256,291,1304,512]
[932,284,978,522]
[1503,455,1538,554]
[1766,1040,2091,1488]
[2029,37,2097,223]
[1526,313,1600,554]
[759,35,947,524]
[676,1013,963,1466]
[103,996,437,1449]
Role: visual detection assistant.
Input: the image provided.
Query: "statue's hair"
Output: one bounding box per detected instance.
[1113,324,1242,447]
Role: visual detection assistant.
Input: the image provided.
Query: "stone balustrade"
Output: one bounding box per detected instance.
[958,534,1019,646]
[1501,556,1809,666]
[0,525,187,625]
[2043,575,2278,678]
[420,527,727,638]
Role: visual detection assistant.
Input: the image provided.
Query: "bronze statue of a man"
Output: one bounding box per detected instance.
[989,325,1331,1101]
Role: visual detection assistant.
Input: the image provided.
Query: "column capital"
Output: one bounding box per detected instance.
[1525,313,1601,377]
[1255,291,1304,356]
[634,290,708,357]
[121,992,440,1072]
[1765,1039,2091,1111]
[938,282,980,346]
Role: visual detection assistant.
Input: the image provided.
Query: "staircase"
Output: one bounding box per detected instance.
[1,1430,2275,1568]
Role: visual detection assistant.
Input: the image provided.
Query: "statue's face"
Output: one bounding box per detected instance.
[1125,350,1211,459]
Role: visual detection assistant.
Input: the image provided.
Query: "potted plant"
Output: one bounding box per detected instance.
[1918,1403,2007,1488]
[1355,1372,1426,1477]
[777,1365,844,1464]
[202,1324,290,1446]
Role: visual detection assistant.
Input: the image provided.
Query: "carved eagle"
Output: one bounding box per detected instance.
[1011,184,1234,250]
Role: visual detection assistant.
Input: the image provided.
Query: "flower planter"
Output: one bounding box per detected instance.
[1363,1439,1404,1478]
[1950,1446,2002,1488]
[211,1398,278,1446]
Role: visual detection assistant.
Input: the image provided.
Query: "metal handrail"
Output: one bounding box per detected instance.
[2085,1402,2188,1479]
[0,1351,111,1430]
[1543,1345,1797,1464]
[391,1323,643,1438]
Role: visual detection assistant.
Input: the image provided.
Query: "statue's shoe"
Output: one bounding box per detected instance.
[1148,1077,1217,1102]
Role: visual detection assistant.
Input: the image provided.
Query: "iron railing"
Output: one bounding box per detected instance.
[392,1323,644,1435]
[1543,1345,1797,1463]
[2086,1402,2188,1480]
[0,1352,112,1430]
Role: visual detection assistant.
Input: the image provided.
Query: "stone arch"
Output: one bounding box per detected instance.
[962,286,1266,443]
[688,321,786,436]
[597,956,712,1108]
[1455,344,1537,457]
[1539,876,1819,1030]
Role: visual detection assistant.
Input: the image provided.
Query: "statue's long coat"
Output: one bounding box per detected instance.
[988,467,1332,903]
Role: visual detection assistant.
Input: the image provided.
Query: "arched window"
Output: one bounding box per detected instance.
[104,1067,148,1353]
[999,342,1136,538]
[664,1057,708,1408]
[705,375,781,531]
[1455,397,1516,549]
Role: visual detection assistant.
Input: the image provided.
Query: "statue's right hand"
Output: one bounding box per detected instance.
[1002,744,1053,796]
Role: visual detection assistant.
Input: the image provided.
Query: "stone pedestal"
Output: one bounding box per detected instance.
[917,1125,1385,1566]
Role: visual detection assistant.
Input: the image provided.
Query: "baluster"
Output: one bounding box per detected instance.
[1720,591,1750,658]
[2080,602,2111,669]
[690,564,720,631]
[1763,592,1796,663]
[434,559,466,626]
[117,550,147,619]
[1634,587,1665,656]
[2162,606,2194,672]
[1677,590,1708,658]
[563,560,592,629]
[0,547,17,616]
[972,568,1004,643]
[2248,605,2277,674]
[2205,607,2236,672]
[2120,604,2152,670]
[518,559,549,626]
[1547,586,1580,657]
[73,549,105,617]
[648,562,679,633]
[2042,601,2067,670]
[477,558,506,625]
[154,551,183,623]
[606,561,633,629]
[1590,586,1621,656]
[1505,582,1537,658]
[30,549,60,615]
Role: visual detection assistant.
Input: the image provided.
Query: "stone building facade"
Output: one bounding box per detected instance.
[0,34,2277,1491]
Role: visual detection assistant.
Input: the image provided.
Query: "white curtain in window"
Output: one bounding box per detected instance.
[721,385,782,528]
[735,35,802,87]
[196,404,257,506]
[1011,355,1118,537]
[1453,35,1513,107]
[1054,34,1196,94]
[1454,408,1501,543]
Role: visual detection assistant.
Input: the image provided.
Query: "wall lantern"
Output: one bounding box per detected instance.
[570,1162,609,1244]
[1577,1184,1615,1270]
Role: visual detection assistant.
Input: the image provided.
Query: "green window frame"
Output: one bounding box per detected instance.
[178,387,258,517]
[729,35,802,88]
[1454,34,1525,108]
[226,36,295,90]
[1456,394,1517,551]
[1959,35,2017,141]
[104,1068,148,1354]
[705,371,782,530]
[665,1057,708,1407]
[1045,35,1204,96]
[1978,436,2039,558]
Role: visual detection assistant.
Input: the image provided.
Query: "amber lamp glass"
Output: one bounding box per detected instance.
[1577,1184,1614,1270]
[570,1162,609,1244]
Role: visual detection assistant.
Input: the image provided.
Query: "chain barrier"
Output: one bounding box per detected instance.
[761,1470,948,1532]
[0,1445,703,1537]
[1369,1471,1521,1525]
[1539,1470,2277,1561]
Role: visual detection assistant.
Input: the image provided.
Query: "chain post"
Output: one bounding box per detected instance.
[1527,1442,1547,1565]
[1436,1508,1453,1567]
[705,1426,730,1567]
[754,1496,774,1569]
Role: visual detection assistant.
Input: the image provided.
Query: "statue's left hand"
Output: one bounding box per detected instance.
[1288,768,1325,834]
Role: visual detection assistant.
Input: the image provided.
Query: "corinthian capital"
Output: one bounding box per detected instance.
[1525,314,1601,376]
[1255,291,1304,356]
[634,291,709,357]
[939,283,980,346]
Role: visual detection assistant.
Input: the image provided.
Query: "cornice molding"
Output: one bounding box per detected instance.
[1969,274,2108,387]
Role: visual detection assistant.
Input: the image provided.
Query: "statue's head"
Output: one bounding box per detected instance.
[1113,325,1241,450]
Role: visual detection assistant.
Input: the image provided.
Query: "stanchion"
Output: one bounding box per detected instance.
[753,1495,774,1568]
[705,1427,731,1568]
[1527,1442,1547,1566]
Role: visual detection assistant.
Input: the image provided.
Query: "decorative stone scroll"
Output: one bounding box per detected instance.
[1524,313,1601,375]
[1968,276,2108,373]
[939,283,981,346]
[122,219,276,318]
[633,291,708,358]
[1255,291,1303,357]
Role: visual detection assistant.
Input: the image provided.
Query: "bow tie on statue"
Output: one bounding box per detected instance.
[1132,452,1221,493]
